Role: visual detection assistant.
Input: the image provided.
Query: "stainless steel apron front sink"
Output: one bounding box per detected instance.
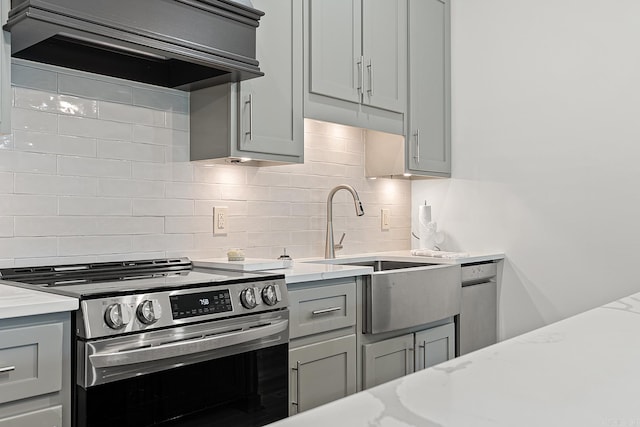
[325,259,462,334]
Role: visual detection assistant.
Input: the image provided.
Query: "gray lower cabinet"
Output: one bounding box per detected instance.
[362,322,455,389]
[407,0,451,177]
[288,277,358,415]
[363,334,414,389]
[289,335,356,415]
[190,0,303,164]
[0,312,70,427]
[415,322,455,370]
[304,0,407,135]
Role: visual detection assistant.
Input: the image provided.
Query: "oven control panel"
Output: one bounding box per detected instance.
[79,279,288,339]
[170,289,233,319]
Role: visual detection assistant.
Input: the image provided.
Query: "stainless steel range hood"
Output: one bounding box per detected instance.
[3,0,264,91]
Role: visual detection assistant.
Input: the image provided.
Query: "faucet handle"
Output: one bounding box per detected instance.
[334,232,346,251]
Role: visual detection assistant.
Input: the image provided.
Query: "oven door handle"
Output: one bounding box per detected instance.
[89,319,288,368]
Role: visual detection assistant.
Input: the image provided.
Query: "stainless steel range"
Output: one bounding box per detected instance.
[0,258,289,427]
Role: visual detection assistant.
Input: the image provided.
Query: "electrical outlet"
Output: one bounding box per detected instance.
[213,206,228,235]
[381,209,390,231]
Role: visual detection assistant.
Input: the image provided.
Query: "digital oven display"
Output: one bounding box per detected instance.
[170,290,232,319]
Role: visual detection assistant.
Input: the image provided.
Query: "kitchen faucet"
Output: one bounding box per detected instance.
[325,184,365,259]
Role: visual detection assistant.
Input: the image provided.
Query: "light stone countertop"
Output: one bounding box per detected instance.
[0,281,78,319]
[196,250,504,285]
[267,290,640,427]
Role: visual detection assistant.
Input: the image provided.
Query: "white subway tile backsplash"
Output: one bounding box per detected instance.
[11,63,58,92]
[98,101,165,127]
[13,131,97,157]
[15,173,97,196]
[14,88,98,117]
[58,197,132,216]
[0,172,13,193]
[194,165,247,185]
[132,125,173,146]
[58,74,133,104]
[0,134,12,150]
[133,199,194,216]
[58,156,131,178]
[4,66,410,264]
[12,108,58,133]
[165,111,189,131]
[0,237,57,258]
[132,234,194,252]
[58,235,132,256]
[59,116,132,140]
[132,162,193,182]
[246,201,290,217]
[0,195,57,215]
[165,216,211,234]
[0,217,13,237]
[165,182,220,200]
[132,87,189,113]
[97,140,165,163]
[98,178,164,198]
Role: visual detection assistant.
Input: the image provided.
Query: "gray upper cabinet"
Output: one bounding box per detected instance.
[407,0,451,176]
[361,0,407,113]
[1,0,11,135]
[190,0,303,164]
[305,0,407,135]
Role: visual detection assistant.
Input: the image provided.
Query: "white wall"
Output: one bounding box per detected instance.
[413,0,640,339]
[0,61,410,267]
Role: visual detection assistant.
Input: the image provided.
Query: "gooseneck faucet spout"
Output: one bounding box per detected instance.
[325,184,365,259]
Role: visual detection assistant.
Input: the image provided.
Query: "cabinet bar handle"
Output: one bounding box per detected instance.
[413,129,420,165]
[311,306,342,316]
[0,366,15,374]
[367,58,373,96]
[418,342,426,369]
[245,94,253,141]
[356,56,364,100]
[291,361,301,414]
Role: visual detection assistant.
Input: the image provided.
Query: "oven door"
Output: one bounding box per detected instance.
[76,311,289,427]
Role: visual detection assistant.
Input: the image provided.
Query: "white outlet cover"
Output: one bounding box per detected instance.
[213,206,228,235]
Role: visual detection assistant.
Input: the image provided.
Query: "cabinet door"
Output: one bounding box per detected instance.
[362,334,414,389]
[0,405,62,427]
[307,0,362,103]
[415,322,455,371]
[289,335,356,415]
[407,0,451,175]
[362,0,407,113]
[238,0,303,160]
[0,323,63,405]
[1,0,10,134]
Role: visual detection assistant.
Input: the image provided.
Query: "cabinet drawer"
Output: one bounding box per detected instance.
[289,282,356,338]
[0,323,63,404]
[0,405,62,427]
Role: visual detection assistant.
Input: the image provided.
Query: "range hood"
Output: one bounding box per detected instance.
[4,0,264,91]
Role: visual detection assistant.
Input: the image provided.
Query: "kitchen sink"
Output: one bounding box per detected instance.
[307,257,461,334]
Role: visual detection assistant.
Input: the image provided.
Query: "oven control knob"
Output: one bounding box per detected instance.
[261,285,279,306]
[104,303,132,329]
[137,299,162,325]
[240,288,258,309]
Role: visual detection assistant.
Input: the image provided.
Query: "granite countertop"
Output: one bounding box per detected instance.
[267,291,640,427]
[0,282,78,319]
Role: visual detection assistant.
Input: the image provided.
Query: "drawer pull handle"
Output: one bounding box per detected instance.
[0,366,16,374]
[311,306,342,316]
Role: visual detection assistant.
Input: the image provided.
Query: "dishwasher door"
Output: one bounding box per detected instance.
[459,280,497,355]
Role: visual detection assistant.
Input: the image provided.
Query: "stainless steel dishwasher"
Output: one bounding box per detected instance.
[458,262,498,356]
